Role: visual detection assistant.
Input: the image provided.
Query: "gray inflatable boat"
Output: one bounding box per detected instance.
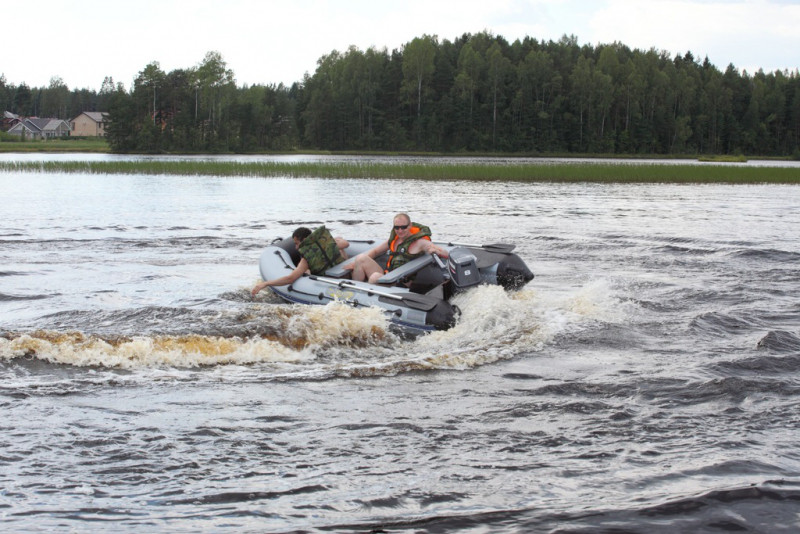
[258,237,534,334]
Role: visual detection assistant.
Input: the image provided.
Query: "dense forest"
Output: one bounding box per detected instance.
[2,33,799,156]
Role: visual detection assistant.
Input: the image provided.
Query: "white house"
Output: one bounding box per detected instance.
[7,117,71,139]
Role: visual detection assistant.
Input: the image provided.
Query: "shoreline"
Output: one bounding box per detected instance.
[2,159,799,183]
[2,139,798,162]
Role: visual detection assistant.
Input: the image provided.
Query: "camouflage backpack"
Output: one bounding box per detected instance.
[298,226,344,275]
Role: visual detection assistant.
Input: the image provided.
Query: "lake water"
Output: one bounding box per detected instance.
[2,156,800,532]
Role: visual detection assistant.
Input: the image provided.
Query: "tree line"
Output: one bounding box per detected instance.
[3,33,799,156]
[1,75,116,126]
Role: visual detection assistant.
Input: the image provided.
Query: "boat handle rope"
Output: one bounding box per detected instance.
[287,284,369,308]
[274,249,294,270]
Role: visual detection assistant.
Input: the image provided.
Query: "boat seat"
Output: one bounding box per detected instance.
[324,253,436,282]
[324,256,357,278]
[376,254,434,284]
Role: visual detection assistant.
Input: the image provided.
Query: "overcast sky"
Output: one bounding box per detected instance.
[4,0,799,91]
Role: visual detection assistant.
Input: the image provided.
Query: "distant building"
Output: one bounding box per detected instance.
[7,117,71,139]
[2,111,21,131]
[70,111,109,137]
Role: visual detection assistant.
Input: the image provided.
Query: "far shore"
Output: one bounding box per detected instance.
[2,138,799,162]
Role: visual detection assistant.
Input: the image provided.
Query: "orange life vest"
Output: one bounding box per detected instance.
[385,223,432,272]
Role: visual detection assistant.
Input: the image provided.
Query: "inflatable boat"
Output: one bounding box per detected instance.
[257,237,534,335]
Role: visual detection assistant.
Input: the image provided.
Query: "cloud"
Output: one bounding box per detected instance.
[586,0,800,72]
[3,0,797,91]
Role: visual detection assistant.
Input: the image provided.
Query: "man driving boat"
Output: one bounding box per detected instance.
[345,213,449,284]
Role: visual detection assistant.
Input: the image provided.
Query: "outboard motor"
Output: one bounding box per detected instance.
[448,248,481,289]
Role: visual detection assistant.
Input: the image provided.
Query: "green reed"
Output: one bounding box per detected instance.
[2,159,799,183]
[697,154,748,163]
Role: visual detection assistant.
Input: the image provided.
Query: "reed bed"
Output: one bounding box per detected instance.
[1,159,799,183]
[698,155,748,163]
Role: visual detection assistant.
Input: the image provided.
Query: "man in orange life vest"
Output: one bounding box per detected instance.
[345,213,449,285]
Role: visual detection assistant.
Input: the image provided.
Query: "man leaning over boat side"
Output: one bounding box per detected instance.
[251,226,349,297]
[345,213,449,285]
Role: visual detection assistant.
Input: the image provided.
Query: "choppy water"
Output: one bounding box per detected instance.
[2,158,800,532]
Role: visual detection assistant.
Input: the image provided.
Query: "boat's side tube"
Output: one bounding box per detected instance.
[495,254,534,290]
[307,275,458,330]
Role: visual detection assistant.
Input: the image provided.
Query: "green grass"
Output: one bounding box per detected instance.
[1,159,799,183]
[0,138,110,153]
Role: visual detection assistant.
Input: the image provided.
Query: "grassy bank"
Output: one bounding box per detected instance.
[0,138,110,153]
[1,159,799,183]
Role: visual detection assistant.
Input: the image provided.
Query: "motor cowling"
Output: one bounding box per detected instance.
[447,248,481,289]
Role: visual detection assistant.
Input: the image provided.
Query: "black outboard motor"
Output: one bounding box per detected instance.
[448,248,482,289]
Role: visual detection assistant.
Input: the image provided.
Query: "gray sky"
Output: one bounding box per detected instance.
[4,0,799,91]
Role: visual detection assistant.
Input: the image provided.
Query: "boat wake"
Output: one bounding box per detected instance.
[0,281,631,380]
